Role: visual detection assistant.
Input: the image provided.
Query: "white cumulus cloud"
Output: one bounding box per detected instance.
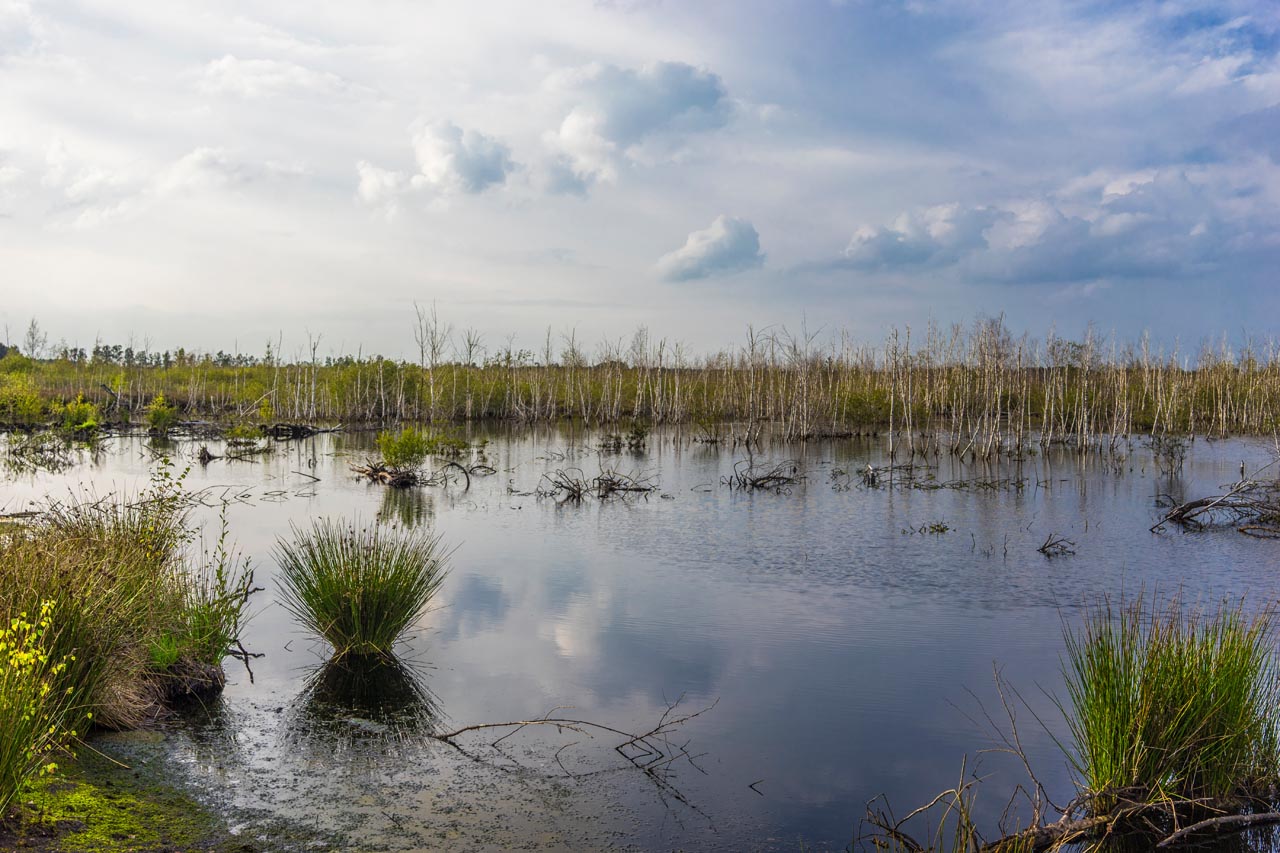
[657,215,764,282]
[547,61,731,186]
[409,120,515,194]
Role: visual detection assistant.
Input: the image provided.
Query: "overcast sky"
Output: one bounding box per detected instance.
[1,0,1277,360]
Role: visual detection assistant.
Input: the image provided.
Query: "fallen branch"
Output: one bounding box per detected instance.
[1153,459,1280,533]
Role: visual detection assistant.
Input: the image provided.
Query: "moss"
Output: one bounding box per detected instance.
[3,749,260,853]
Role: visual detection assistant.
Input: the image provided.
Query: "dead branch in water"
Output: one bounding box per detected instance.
[537,467,658,501]
[722,459,803,492]
[352,459,495,490]
[1152,458,1280,534]
[351,460,421,488]
[1037,534,1076,557]
[431,696,716,812]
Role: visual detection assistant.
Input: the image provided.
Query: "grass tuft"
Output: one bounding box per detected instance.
[274,520,449,658]
[1063,595,1280,812]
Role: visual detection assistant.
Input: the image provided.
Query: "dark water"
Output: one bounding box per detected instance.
[3,427,1278,851]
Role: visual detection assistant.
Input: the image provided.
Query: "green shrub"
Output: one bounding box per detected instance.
[223,423,262,443]
[0,351,34,374]
[375,426,467,468]
[144,393,178,434]
[55,394,100,435]
[0,600,86,813]
[274,520,449,658]
[0,373,43,425]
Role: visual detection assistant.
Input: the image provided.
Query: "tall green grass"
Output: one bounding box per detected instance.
[0,465,254,730]
[274,521,448,658]
[1063,596,1280,812]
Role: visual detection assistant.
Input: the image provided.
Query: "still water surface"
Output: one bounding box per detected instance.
[4,427,1277,851]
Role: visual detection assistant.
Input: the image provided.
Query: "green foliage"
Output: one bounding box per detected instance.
[147,635,180,671]
[0,351,34,373]
[376,426,468,469]
[144,392,178,434]
[54,393,100,435]
[274,520,449,658]
[0,373,43,425]
[0,600,86,814]
[223,423,262,443]
[0,458,254,738]
[179,508,256,666]
[1063,596,1280,811]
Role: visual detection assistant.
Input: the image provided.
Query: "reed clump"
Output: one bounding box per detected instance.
[858,597,1280,851]
[1063,596,1280,813]
[0,467,255,811]
[274,520,449,658]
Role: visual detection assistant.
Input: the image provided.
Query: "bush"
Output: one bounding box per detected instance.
[0,600,86,813]
[55,394,100,435]
[0,374,43,425]
[144,393,178,434]
[375,426,467,469]
[274,520,449,658]
[223,423,262,443]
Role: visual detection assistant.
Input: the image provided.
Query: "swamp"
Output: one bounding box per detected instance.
[3,405,1280,851]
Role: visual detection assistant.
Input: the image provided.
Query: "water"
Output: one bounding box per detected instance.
[4,427,1278,851]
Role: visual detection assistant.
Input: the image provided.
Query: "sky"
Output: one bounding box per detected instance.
[1,0,1278,360]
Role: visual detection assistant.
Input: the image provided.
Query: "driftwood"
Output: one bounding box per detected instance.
[351,460,488,490]
[1153,459,1280,535]
[196,443,273,466]
[266,423,341,440]
[429,695,716,811]
[722,459,803,492]
[1037,533,1076,557]
[537,467,657,501]
[351,461,420,488]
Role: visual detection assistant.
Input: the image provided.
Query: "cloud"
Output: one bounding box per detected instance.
[157,147,303,195]
[36,139,303,228]
[541,156,591,197]
[837,166,1277,285]
[355,159,405,208]
[657,215,764,281]
[548,61,731,185]
[409,120,515,194]
[197,55,356,100]
[0,0,41,61]
[843,204,1005,269]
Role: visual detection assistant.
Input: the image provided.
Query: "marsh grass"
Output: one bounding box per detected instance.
[274,520,449,658]
[859,597,1280,851]
[1062,596,1280,813]
[0,461,254,731]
